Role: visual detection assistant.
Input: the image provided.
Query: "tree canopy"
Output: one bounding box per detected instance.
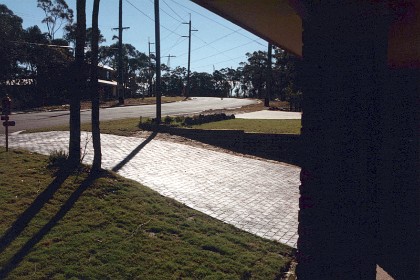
[37,0,73,40]
[0,4,24,83]
[1,2,301,110]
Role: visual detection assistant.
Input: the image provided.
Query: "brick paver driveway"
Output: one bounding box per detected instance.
[0,131,301,247]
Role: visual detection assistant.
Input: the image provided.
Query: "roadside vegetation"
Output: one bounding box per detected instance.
[191,119,301,134]
[26,116,301,136]
[0,148,293,279]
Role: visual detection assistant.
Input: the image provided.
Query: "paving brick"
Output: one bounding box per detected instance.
[0,131,301,248]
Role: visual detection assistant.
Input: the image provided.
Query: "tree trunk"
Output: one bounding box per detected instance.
[68,0,86,168]
[90,0,101,172]
[265,43,272,107]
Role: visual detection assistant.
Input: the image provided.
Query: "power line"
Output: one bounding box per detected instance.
[191,33,232,61]
[125,0,154,21]
[176,28,243,61]
[161,22,182,41]
[162,0,184,22]
[148,0,182,24]
[169,0,266,47]
[192,54,247,70]
[189,41,254,64]
[125,0,182,37]
[161,36,186,54]
[193,29,240,53]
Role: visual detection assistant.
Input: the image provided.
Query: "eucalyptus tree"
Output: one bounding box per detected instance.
[63,24,105,49]
[68,0,86,168]
[220,67,240,97]
[190,72,214,97]
[241,51,268,98]
[37,0,73,41]
[0,4,25,84]
[161,66,186,96]
[272,47,299,100]
[90,0,101,171]
[22,26,72,106]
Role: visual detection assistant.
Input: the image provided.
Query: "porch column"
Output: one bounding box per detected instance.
[296,2,389,279]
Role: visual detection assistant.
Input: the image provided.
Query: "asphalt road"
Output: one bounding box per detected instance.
[1,97,257,134]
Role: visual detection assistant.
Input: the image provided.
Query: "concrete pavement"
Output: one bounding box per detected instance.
[235,110,302,119]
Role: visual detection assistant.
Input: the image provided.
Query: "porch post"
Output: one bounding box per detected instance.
[297,2,389,279]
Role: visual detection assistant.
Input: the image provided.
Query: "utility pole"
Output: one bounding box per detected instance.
[164,54,176,69]
[148,38,155,98]
[112,0,129,104]
[265,42,272,107]
[182,14,197,99]
[154,0,161,123]
[164,54,176,95]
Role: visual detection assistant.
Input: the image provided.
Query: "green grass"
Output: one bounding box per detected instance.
[27,117,301,136]
[0,148,293,279]
[191,119,301,134]
[26,117,149,137]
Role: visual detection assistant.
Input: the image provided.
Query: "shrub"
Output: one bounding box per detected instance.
[181,113,235,126]
[140,113,236,129]
[184,117,193,126]
[163,116,173,124]
[47,149,68,169]
[174,116,184,123]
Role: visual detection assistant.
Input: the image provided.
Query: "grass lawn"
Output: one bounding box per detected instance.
[27,118,301,136]
[0,148,293,279]
[191,119,301,135]
[25,117,147,137]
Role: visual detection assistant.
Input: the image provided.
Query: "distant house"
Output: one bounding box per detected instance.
[3,79,36,86]
[97,64,117,100]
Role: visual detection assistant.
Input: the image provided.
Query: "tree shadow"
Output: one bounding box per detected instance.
[0,172,99,279]
[0,169,71,255]
[112,131,158,172]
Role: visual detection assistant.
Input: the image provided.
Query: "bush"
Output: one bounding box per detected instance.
[47,149,68,169]
[181,113,235,126]
[163,116,173,124]
[139,113,236,129]
[174,116,184,123]
[184,116,193,126]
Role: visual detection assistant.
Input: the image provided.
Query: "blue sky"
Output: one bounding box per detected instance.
[1,0,268,73]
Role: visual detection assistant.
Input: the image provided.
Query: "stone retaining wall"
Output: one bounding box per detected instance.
[157,126,301,166]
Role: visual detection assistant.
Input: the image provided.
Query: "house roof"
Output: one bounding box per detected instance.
[3,79,35,86]
[98,79,117,86]
[98,64,115,71]
[192,0,302,57]
[192,0,419,68]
